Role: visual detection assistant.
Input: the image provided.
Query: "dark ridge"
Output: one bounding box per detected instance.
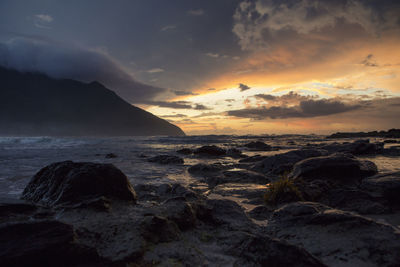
[0,66,185,136]
[327,129,400,139]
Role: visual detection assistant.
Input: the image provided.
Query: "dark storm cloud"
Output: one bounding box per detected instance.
[233,0,400,51]
[255,91,317,103]
[194,104,211,110]
[0,36,165,103]
[238,83,251,91]
[173,90,198,96]
[228,98,362,119]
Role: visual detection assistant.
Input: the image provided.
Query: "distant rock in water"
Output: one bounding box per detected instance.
[0,66,185,136]
[147,155,184,164]
[327,129,400,138]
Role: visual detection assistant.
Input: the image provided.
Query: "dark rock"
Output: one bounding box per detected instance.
[176,148,193,155]
[239,154,268,163]
[221,169,269,184]
[247,205,273,220]
[226,148,245,158]
[290,153,378,184]
[193,145,226,156]
[321,139,384,155]
[384,139,399,143]
[21,161,137,207]
[268,202,400,266]
[252,149,328,176]
[0,198,37,216]
[162,198,196,230]
[0,220,102,266]
[361,171,400,208]
[382,146,400,156]
[327,128,400,139]
[244,141,272,151]
[188,163,227,176]
[105,153,117,158]
[228,232,326,267]
[147,155,184,164]
[140,215,180,243]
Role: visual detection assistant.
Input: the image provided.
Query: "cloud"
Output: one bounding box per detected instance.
[187,9,204,16]
[255,91,317,104]
[35,14,53,23]
[173,90,198,96]
[0,36,165,103]
[228,98,362,119]
[361,54,378,67]
[233,0,398,51]
[145,101,210,110]
[147,68,164,73]
[161,25,176,31]
[205,52,219,58]
[194,104,210,110]
[34,14,54,29]
[238,83,251,91]
[160,114,188,118]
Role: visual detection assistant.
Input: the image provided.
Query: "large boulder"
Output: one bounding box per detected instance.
[252,149,328,176]
[268,202,400,266]
[21,161,137,207]
[290,153,378,184]
[0,220,101,266]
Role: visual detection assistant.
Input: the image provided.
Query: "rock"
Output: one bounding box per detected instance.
[290,153,378,184]
[239,154,268,163]
[361,171,400,208]
[140,215,180,243]
[176,148,193,155]
[105,153,117,158]
[268,202,400,266]
[252,149,328,176]
[321,139,384,155]
[210,183,267,205]
[221,169,269,184]
[0,220,102,266]
[0,198,37,216]
[384,139,399,144]
[226,148,245,158]
[327,129,400,139]
[188,163,227,176]
[193,145,226,156]
[162,197,197,230]
[21,161,137,207]
[227,232,326,267]
[247,205,273,220]
[147,155,184,164]
[244,141,272,151]
[382,146,400,156]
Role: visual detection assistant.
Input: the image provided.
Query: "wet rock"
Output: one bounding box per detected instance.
[221,169,269,184]
[193,145,226,156]
[162,197,197,230]
[140,215,180,243]
[148,155,184,164]
[247,205,273,220]
[21,161,137,207]
[239,154,268,163]
[384,139,399,144]
[176,148,193,155]
[321,139,384,155]
[0,198,37,216]
[252,149,328,176]
[244,141,272,151]
[0,220,102,266]
[105,153,117,158]
[382,146,400,156]
[361,171,400,208]
[188,163,227,176]
[268,202,400,266]
[226,148,245,158]
[290,153,378,184]
[210,183,266,205]
[227,232,326,267]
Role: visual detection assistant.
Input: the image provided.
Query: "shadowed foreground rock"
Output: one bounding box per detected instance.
[21,161,137,207]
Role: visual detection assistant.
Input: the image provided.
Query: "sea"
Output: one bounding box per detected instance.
[1,135,399,200]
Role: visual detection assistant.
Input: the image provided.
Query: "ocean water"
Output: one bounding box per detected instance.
[0,135,399,199]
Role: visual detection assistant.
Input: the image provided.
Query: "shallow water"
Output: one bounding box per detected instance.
[0,135,399,199]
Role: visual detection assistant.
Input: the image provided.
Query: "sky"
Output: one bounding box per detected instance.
[0,0,399,135]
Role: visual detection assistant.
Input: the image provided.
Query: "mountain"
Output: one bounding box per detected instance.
[0,66,185,136]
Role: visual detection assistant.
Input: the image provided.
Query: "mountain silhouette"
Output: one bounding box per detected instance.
[0,66,185,136]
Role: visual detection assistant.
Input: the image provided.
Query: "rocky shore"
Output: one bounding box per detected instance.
[1,139,400,266]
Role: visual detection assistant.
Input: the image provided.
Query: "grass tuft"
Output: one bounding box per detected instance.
[264,176,303,205]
